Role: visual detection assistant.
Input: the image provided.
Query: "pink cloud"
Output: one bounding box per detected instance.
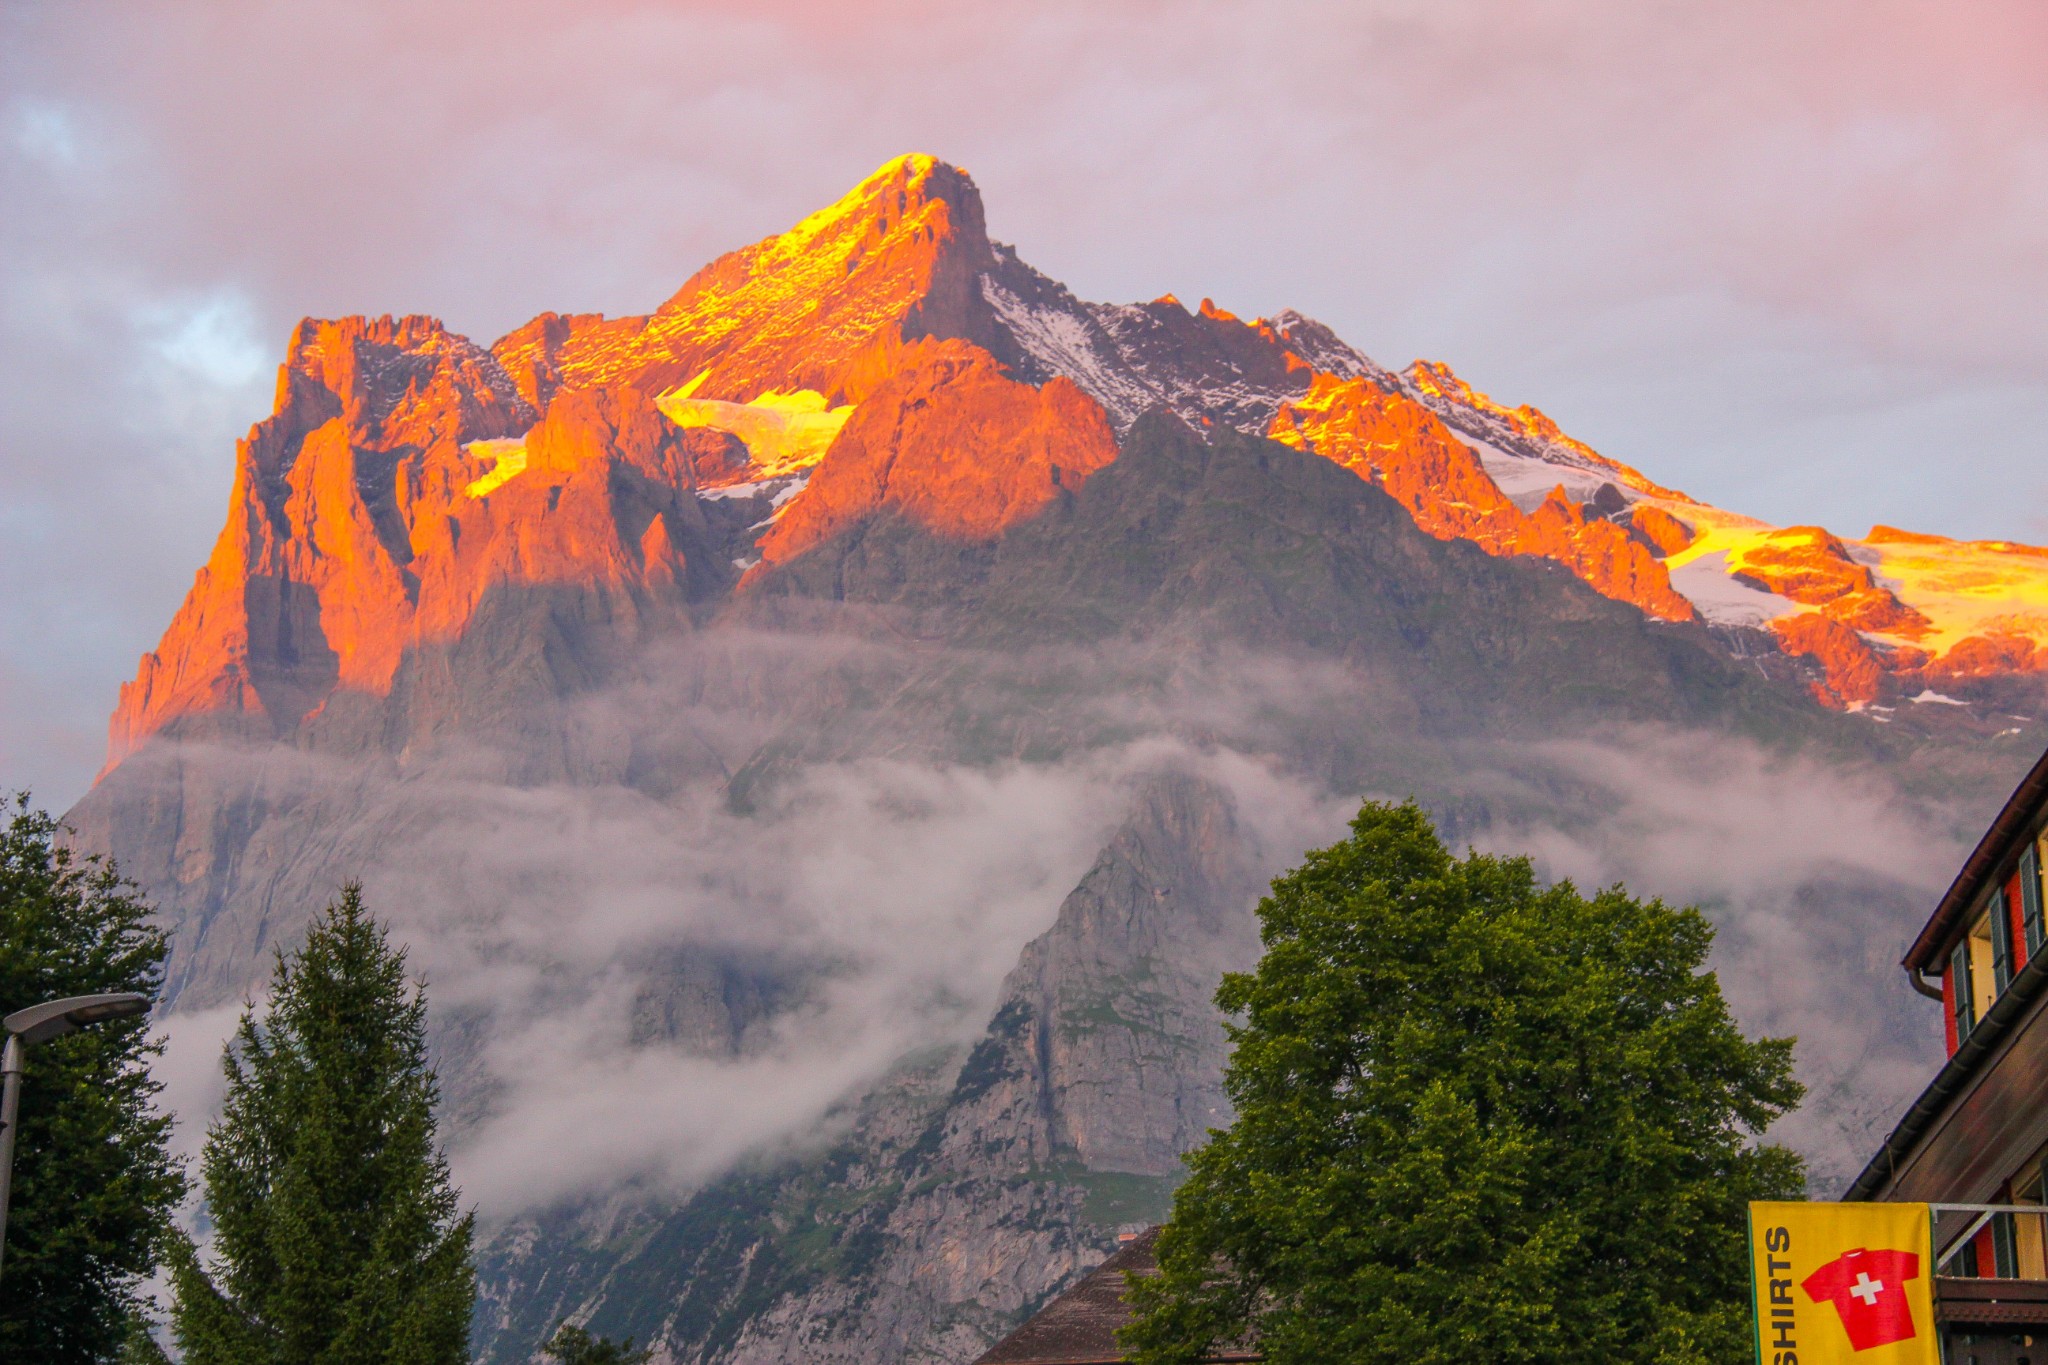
[3,0,2045,803]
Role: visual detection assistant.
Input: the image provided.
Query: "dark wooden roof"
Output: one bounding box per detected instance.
[1905,742,2048,972]
[1844,741,2048,1201]
[974,1231,1161,1365]
[1845,934,2048,1199]
[972,1228,1260,1365]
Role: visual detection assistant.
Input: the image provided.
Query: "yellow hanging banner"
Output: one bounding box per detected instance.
[1749,1202,1939,1365]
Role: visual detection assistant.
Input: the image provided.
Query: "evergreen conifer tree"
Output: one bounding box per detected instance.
[0,795,184,1363]
[1123,801,1806,1365]
[169,884,474,1364]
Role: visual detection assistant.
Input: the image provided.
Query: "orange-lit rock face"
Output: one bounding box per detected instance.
[282,314,534,451]
[1771,612,1892,708]
[107,156,1026,768]
[491,154,998,407]
[1519,488,1698,622]
[1916,632,2045,684]
[113,315,530,759]
[1269,374,1695,622]
[1404,359,1688,500]
[1730,526,1931,636]
[1627,504,1695,557]
[109,148,2048,770]
[106,321,713,767]
[756,340,1118,568]
[1393,357,2048,703]
[1646,509,2048,707]
[1269,373,1518,539]
[115,154,1766,772]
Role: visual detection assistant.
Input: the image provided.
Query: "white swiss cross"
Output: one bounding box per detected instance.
[1850,1271,1886,1306]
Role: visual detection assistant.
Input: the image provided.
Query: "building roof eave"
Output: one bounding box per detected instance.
[1905,744,2048,973]
[1847,943,2048,1200]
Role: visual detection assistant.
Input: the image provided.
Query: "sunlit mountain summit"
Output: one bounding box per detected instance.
[104,153,2048,773]
[69,154,2048,1365]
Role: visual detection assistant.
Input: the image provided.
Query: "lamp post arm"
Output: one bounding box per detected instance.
[0,1034,24,1288]
[0,993,148,1293]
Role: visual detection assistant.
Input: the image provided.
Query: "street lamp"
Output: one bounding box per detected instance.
[0,992,151,1286]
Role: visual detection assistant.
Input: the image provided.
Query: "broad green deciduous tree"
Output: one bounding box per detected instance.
[169,884,474,1365]
[0,795,184,1364]
[1122,801,1806,1365]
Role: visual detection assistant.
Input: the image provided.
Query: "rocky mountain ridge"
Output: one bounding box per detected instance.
[63,153,2048,1364]
[105,155,2048,773]
[474,773,1260,1364]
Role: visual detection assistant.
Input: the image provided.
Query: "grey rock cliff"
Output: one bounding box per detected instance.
[473,771,1265,1364]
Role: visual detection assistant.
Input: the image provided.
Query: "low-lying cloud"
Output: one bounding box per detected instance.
[410,753,1140,1211]
[1470,729,1966,1191]
[140,717,1330,1216]
[134,646,1981,1221]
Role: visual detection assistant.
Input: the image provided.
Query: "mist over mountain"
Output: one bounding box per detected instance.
[64,155,2048,1363]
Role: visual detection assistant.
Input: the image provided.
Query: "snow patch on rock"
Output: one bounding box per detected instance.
[1667,550,1802,628]
[464,437,530,499]
[1463,434,1621,511]
[980,278,1154,427]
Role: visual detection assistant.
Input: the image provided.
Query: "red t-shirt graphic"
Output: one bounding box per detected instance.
[1802,1247,1922,1351]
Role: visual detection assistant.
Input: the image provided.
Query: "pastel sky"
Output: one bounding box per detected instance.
[3,0,2045,808]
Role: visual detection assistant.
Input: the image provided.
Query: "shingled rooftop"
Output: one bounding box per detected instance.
[972,1228,1262,1365]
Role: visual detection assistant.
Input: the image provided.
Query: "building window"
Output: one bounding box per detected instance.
[1954,938,1977,1042]
[1994,1212,2020,1279]
[1993,893,2016,993]
[2026,840,2046,958]
[2021,1168,2048,1281]
[1966,910,2001,1022]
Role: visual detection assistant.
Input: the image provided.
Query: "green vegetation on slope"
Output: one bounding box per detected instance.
[0,795,184,1365]
[1124,801,1806,1365]
[169,886,474,1365]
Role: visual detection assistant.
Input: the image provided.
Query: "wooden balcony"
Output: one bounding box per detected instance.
[1939,1276,2048,1326]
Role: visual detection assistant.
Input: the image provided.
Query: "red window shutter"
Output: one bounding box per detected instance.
[1975,1222,2001,1278]
[1945,964,1960,1055]
[2011,874,2029,972]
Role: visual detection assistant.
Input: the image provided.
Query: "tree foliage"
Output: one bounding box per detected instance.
[0,794,184,1364]
[1122,801,1806,1365]
[542,1321,654,1364]
[169,884,474,1364]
